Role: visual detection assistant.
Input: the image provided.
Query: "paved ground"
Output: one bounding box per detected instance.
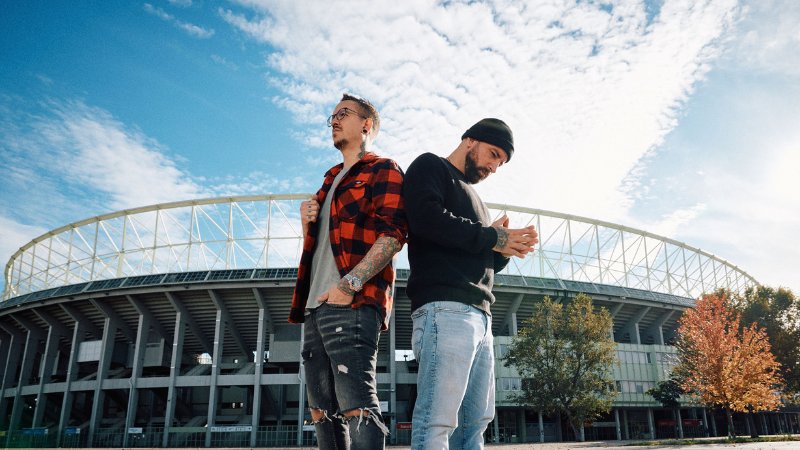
[91,438,800,450]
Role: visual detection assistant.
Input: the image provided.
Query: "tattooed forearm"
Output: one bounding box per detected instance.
[345,236,402,287]
[493,227,509,250]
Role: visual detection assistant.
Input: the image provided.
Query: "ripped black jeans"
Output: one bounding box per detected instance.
[302,302,388,449]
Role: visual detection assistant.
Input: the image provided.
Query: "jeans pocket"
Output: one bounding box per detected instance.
[322,301,352,309]
[411,309,427,361]
[433,301,473,314]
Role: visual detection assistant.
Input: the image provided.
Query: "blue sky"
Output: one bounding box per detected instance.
[1,0,799,295]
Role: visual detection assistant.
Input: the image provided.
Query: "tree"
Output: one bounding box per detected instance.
[675,293,783,438]
[647,379,685,438]
[503,294,617,441]
[733,286,800,404]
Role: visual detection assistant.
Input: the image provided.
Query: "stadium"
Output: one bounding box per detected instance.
[1,194,797,448]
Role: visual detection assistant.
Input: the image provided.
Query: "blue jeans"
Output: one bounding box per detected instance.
[302,303,388,450]
[411,301,495,450]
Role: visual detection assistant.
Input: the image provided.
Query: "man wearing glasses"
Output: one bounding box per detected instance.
[404,118,538,449]
[289,93,407,449]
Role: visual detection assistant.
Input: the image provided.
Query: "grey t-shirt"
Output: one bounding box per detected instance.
[306,166,350,310]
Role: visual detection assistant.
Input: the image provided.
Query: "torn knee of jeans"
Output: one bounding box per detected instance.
[341,407,390,436]
[309,407,331,424]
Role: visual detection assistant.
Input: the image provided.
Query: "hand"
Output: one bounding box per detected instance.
[301,196,320,230]
[492,215,539,258]
[317,281,354,306]
[491,214,510,229]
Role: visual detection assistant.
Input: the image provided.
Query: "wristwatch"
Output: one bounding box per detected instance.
[343,274,363,293]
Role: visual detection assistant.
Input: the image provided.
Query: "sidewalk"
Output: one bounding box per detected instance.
[91,437,800,450]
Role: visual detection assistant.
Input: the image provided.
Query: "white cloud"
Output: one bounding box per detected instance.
[723,0,800,75]
[208,172,308,196]
[144,2,215,39]
[0,215,48,280]
[176,21,215,39]
[211,54,239,71]
[222,0,741,223]
[646,203,708,238]
[144,3,173,21]
[33,99,204,210]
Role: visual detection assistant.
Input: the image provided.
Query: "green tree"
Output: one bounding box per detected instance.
[502,293,617,441]
[647,379,685,437]
[732,286,800,403]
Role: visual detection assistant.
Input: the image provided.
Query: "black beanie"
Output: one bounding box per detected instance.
[461,118,514,162]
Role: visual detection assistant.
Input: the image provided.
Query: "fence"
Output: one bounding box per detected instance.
[1,425,315,448]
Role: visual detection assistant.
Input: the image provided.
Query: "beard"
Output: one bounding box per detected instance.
[333,136,347,150]
[464,148,490,184]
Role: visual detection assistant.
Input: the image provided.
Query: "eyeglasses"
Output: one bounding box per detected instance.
[327,107,366,127]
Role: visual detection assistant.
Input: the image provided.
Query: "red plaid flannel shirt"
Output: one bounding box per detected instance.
[289,153,407,331]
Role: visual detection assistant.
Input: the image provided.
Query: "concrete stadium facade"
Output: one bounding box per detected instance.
[1,194,796,448]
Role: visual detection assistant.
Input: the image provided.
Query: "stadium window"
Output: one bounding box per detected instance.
[498,377,521,391]
[496,344,509,359]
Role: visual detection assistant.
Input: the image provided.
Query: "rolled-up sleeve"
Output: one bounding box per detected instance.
[371,160,408,246]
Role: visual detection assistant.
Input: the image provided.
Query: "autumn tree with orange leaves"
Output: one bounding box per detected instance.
[675,293,783,438]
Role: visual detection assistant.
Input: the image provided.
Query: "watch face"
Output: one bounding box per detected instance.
[347,275,362,291]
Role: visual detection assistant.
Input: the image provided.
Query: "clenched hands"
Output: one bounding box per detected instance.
[491,214,539,258]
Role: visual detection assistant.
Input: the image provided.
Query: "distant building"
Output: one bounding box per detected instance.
[1,194,795,448]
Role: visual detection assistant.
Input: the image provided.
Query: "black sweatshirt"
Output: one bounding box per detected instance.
[403,152,510,314]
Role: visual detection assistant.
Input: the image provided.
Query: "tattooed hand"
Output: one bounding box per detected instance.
[491,214,538,258]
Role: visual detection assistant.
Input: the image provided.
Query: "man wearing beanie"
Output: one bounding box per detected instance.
[404,118,539,449]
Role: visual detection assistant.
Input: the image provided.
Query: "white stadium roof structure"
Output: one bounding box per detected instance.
[4,193,757,304]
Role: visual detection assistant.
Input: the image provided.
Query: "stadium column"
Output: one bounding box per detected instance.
[492,414,499,443]
[539,410,545,443]
[608,303,623,342]
[31,310,69,428]
[8,315,43,432]
[251,288,271,447]
[0,325,24,430]
[622,409,629,439]
[205,307,225,447]
[297,324,306,447]
[88,314,119,446]
[701,407,710,437]
[625,307,650,345]
[614,409,622,440]
[709,408,718,436]
[57,318,86,447]
[122,309,150,446]
[389,307,397,444]
[0,332,9,427]
[647,407,655,440]
[647,310,675,346]
[162,310,185,448]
